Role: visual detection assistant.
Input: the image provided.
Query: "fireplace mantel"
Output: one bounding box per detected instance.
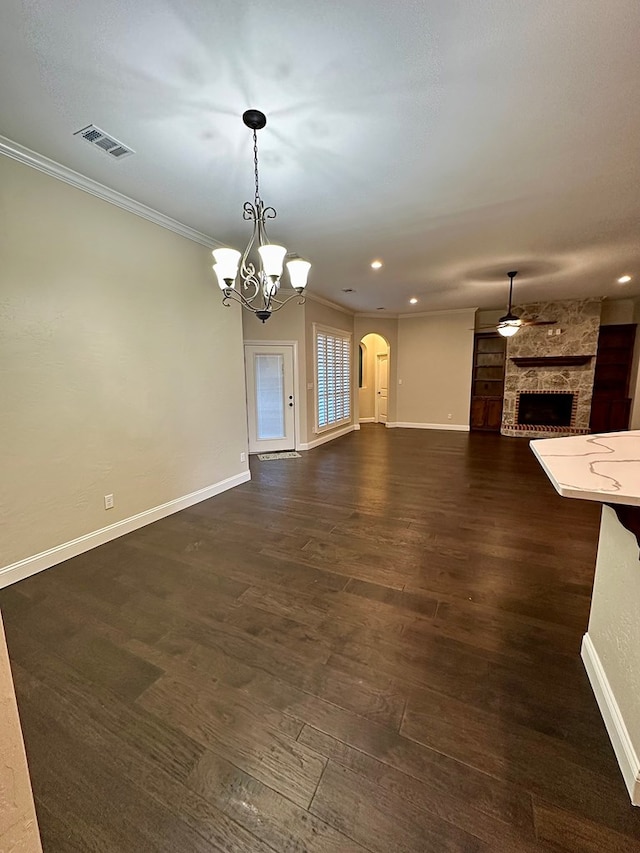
[510,355,593,368]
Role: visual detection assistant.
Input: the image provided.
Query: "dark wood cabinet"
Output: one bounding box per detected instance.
[589,324,636,432]
[470,333,506,431]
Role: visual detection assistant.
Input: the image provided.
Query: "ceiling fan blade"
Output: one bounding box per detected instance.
[521,319,557,326]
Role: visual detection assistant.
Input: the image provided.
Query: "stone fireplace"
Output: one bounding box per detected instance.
[501,298,601,438]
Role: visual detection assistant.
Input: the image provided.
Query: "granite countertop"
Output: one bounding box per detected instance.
[530,431,640,507]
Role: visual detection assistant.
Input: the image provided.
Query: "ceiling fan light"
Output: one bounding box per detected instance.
[286,258,311,291]
[212,248,241,283]
[258,244,286,279]
[497,316,522,337]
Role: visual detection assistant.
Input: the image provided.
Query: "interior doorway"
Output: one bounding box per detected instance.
[376,352,389,423]
[359,333,390,424]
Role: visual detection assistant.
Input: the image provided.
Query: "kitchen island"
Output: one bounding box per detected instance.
[531,431,640,806]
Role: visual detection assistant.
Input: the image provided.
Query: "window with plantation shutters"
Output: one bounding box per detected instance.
[315,325,352,432]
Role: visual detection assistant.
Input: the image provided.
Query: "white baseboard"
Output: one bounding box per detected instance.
[385,422,470,432]
[582,633,640,805]
[0,470,251,590]
[359,417,376,423]
[298,423,357,451]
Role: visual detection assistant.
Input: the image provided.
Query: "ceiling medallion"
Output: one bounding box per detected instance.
[211,109,310,322]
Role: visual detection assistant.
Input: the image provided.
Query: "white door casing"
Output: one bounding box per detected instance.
[244,344,295,453]
[376,353,389,423]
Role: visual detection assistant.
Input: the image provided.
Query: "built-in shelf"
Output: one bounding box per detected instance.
[510,355,593,368]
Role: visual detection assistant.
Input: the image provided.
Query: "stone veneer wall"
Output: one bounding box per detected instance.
[501,298,601,437]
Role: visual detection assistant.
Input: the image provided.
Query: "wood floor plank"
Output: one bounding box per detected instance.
[533,797,640,853]
[310,760,492,853]
[187,748,370,853]
[137,672,324,808]
[1,426,637,852]
[14,676,219,853]
[162,619,408,728]
[299,725,539,849]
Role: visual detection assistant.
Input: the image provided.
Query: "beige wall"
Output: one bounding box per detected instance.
[0,156,248,572]
[0,615,42,852]
[395,310,475,427]
[358,333,389,421]
[587,506,640,802]
[475,308,504,331]
[305,299,355,443]
[600,298,635,325]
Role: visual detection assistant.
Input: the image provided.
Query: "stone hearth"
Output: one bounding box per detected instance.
[501,298,601,438]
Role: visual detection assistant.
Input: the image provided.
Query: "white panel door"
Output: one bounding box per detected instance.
[245,345,295,453]
[376,353,389,423]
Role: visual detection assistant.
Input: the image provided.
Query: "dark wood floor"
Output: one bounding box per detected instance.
[2,426,640,852]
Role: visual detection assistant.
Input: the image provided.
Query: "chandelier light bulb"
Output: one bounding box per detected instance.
[212,264,234,292]
[212,248,241,284]
[258,244,287,280]
[286,258,311,291]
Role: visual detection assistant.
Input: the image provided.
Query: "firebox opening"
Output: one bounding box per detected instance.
[517,392,574,427]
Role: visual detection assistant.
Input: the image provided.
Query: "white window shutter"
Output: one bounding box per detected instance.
[315,326,352,433]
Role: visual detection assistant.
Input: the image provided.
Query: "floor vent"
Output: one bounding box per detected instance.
[73,125,135,160]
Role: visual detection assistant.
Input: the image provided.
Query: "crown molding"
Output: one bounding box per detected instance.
[398,306,479,319]
[0,134,219,249]
[355,312,399,319]
[304,292,354,315]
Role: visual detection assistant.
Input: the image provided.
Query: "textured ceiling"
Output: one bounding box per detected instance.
[1,0,639,313]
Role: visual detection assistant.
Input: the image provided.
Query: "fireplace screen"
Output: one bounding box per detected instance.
[517,392,574,426]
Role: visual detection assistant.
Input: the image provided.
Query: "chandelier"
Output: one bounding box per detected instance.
[212,109,311,323]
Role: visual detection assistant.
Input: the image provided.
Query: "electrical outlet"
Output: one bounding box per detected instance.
[548,329,553,336]
[240,452,246,463]
[447,413,452,420]
[398,379,403,385]
[555,328,561,336]
[104,494,114,510]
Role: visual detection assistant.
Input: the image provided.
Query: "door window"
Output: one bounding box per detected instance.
[255,354,285,440]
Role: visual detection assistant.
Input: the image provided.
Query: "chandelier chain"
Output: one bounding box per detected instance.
[252,129,260,206]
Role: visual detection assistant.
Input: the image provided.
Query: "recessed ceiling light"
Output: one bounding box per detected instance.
[618,275,632,284]
[370,260,383,270]
[409,297,418,304]
[342,288,355,293]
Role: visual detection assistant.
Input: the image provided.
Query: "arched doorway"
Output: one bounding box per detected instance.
[359,333,390,424]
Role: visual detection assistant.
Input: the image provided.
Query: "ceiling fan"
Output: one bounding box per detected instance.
[479,271,557,337]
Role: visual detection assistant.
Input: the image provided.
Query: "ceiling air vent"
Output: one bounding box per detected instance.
[73,125,135,160]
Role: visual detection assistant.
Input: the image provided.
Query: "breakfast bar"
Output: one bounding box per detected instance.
[531,431,640,806]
